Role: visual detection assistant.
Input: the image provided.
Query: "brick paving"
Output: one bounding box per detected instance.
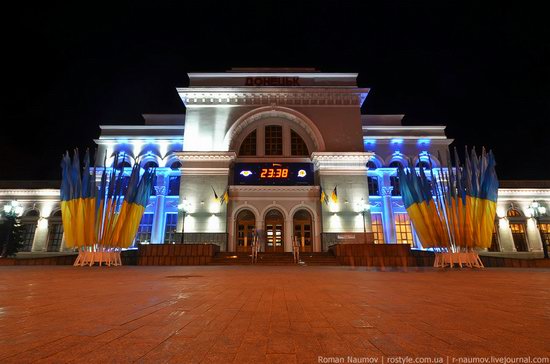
[0,266,549,363]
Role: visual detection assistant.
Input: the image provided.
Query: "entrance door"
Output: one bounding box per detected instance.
[293,209,313,252]
[236,210,255,253]
[265,209,284,252]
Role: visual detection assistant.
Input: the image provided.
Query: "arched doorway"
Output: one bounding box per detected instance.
[293,209,313,252]
[236,209,256,253]
[265,209,284,252]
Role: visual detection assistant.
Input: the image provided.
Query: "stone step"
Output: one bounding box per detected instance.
[209,251,340,266]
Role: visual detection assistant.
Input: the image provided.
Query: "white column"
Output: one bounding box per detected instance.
[151,185,166,244]
[227,215,235,252]
[256,219,264,252]
[381,185,396,244]
[284,218,293,252]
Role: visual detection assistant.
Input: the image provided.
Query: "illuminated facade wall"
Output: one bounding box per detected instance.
[1,70,549,256]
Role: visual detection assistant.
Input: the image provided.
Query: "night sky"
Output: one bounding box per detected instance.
[3,2,549,181]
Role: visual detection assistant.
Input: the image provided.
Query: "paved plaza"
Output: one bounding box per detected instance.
[0,266,549,363]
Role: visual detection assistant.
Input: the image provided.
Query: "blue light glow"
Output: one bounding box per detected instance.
[391,138,403,144]
[418,139,431,145]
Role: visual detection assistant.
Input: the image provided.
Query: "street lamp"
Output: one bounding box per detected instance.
[3,200,24,217]
[177,199,191,244]
[527,200,548,258]
[357,198,371,244]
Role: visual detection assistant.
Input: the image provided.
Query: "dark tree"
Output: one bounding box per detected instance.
[0,215,25,258]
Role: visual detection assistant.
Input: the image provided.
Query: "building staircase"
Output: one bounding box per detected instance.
[209,252,340,266]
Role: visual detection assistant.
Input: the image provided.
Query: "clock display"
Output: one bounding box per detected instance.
[234,163,314,186]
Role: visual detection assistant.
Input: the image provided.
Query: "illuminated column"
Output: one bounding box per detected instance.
[284,218,293,252]
[227,214,236,252]
[151,184,167,244]
[381,185,396,244]
[256,219,264,252]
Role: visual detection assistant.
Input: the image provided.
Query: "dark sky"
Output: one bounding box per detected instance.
[3,2,549,181]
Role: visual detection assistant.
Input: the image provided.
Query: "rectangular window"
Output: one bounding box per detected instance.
[265,125,283,155]
[168,176,180,196]
[394,213,413,245]
[47,223,64,252]
[368,176,379,196]
[539,223,550,250]
[136,213,154,244]
[371,213,385,244]
[390,176,401,196]
[164,213,178,243]
[21,223,37,252]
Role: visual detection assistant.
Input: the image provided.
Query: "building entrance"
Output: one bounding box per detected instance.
[265,209,284,252]
[293,209,313,252]
[236,209,255,253]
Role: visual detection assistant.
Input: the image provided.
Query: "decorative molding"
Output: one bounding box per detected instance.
[381,186,394,196]
[0,189,60,197]
[180,167,231,176]
[178,88,369,108]
[176,151,237,162]
[230,185,319,193]
[154,186,166,196]
[392,200,405,208]
[498,189,550,197]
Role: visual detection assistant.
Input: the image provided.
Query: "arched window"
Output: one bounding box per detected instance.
[47,210,63,252]
[416,161,431,169]
[507,209,522,217]
[390,176,401,196]
[143,161,159,169]
[21,210,39,252]
[24,210,39,217]
[265,125,283,155]
[510,223,528,252]
[291,130,309,156]
[239,130,257,156]
[368,176,379,196]
[117,161,132,169]
[367,161,377,170]
[389,161,404,169]
[170,161,182,170]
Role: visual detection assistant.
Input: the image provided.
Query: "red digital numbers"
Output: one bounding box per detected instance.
[260,168,288,178]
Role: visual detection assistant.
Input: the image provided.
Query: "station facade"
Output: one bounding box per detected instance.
[1,69,549,257]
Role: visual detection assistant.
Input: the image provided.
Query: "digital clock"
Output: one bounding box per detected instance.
[260,168,289,178]
[234,163,314,186]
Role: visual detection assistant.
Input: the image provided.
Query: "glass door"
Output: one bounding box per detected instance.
[265,209,284,252]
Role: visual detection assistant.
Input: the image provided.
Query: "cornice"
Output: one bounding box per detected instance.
[230,185,319,192]
[177,88,369,107]
[181,167,231,176]
[498,189,550,197]
[0,189,60,197]
[176,151,237,162]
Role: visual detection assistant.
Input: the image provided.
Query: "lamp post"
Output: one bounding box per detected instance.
[178,199,191,244]
[527,200,548,259]
[1,200,24,258]
[357,198,371,244]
